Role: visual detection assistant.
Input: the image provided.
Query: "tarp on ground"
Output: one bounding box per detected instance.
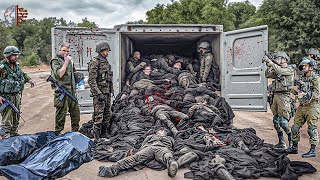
[0,132,95,180]
[0,131,57,166]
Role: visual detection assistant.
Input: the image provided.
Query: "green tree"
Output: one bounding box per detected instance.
[146,0,236,31]
[228,0,256,29]
[242,0,320,62]
[127,20,145,24]
[77,17,98,28]
[22,52,40,66]
[0,22,15,60]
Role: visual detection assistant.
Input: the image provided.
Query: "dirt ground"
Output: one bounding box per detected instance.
[1,68,319,180]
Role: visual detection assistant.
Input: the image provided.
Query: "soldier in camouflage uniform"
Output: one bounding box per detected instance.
[198,41,220,90]
[263,52,294,150]
[288,57,320,158]
[51,43,80,135]
[88,42,114,140]
[125,51,146,86]
[98,128,179,177]
[0,46,35,138]
[306,48,320,74]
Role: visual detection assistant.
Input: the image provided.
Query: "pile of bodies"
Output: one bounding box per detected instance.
[80,54,317,179]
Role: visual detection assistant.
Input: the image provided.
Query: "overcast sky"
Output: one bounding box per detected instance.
[0,0,263,28]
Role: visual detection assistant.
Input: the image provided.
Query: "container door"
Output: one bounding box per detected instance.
[222,25,268,111]
[52,27,118,113]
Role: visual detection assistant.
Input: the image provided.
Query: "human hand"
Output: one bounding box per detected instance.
[98,94,106,101]
[139,62,146,67]
[29,80,35,88]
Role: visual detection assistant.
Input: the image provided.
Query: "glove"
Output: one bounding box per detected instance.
[29,80,35,88]
[262,55,271,63]
[98,94,106,101]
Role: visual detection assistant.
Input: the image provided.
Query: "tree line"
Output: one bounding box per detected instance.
[1,0,319,66]
[0,17,97,66]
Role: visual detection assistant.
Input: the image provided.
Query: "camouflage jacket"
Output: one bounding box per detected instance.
[140,134,174,150]
[265,61,294,92]
[88,55,114,96]
[199,52,218,83]
[291,72,320,105]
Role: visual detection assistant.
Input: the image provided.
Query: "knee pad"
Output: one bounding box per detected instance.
[291,124,301,134]
[308,125,318,137]
[279,117,290,133]
[273,116,279,123]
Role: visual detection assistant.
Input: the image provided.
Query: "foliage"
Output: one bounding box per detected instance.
[77,17,98,28]
[242,0,320,62]
[1,1,320,65]
[228,0,256,29]
[22,52,41,67]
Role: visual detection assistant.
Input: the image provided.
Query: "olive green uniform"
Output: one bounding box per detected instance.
[265,61,294,134]
[88,54,114,138]
[0,61,30,136]
[291,73,320,145]
[50,55,80,134]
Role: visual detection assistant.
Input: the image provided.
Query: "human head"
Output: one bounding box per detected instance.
[198,41,211,55]
[173,59,183,70]
[59,42,70,57]
[96,41,111,57]
[274,51,289,67]
[299,57,316,76]
[143,65,152,75]
[3,46,21,64]
[133,51,141,60]
[165,55,176,66]
[306,48,319,60]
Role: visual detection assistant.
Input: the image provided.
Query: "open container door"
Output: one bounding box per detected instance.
[51,27,119,113]
[222,25,268,111]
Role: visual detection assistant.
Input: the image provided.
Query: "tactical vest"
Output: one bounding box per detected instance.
[297,73,319,105]
[0,61,25,95]
[274,67,294,92]
[94,56,113,94]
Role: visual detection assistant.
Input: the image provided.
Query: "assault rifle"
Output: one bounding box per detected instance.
[46,75,82,107]
[0,98,26,122]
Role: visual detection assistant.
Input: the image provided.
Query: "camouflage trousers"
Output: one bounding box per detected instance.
[111,145,173,172]
[54,92,80,134]
[155,110,189,136]
[271,93,291,133]
[292,102,320,145]
[93,94,111,134]
[1,94,21,136]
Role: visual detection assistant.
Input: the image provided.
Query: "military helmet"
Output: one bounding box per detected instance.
[95,42,111,53]
[198,41,211,52]
[274,51,289,61]
[306,48,320,56]
[298,57,317,71]
[3,46,21,58]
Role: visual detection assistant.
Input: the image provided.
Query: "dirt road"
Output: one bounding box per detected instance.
[1,70,319,180]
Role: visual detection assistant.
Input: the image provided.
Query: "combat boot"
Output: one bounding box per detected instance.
[287,142,298,154]
[302,145,317,158]
[287,132,292,149]
[98,166,119,177]
[274,132,286,149]
[167,159,178,177]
